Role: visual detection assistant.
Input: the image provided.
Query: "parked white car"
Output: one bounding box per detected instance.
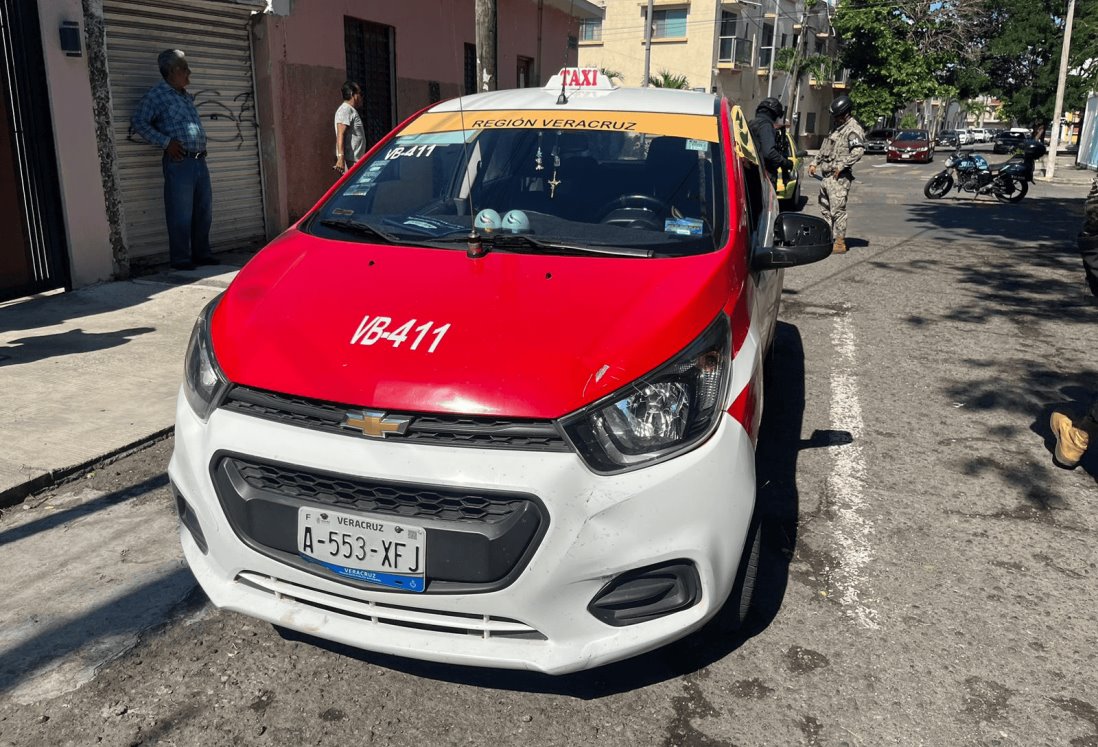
[955,129,974,145]
[969,128,990,143]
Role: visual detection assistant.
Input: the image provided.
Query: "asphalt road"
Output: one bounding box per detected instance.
[1,156,1095,747]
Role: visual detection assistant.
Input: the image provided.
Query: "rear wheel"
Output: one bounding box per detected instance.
[923,173,953,199]
[994,176,1028,203]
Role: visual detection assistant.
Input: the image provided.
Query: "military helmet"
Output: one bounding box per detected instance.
[829,95,853,118]
[757,96,785,119]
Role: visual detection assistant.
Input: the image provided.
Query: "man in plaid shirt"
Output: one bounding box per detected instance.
[131,49,215,270]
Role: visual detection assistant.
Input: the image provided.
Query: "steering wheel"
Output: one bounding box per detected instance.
[597,194,669,228]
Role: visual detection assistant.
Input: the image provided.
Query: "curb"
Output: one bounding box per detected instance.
[0,426,174,510]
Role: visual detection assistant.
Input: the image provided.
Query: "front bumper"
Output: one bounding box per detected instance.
[169,390,756,674]
[887,150,931,162]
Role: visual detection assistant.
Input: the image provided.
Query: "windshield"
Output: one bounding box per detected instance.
[867,129,892,139]
[895,130,929,142]
[307,123,726,257]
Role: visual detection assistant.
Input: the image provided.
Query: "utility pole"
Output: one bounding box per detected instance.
[1045,0,1075,180]
[475,0,497,92]
[643,0,654,87]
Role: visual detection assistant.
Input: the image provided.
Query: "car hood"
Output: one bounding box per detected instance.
[211,230,737,419]
[891,140,930,149]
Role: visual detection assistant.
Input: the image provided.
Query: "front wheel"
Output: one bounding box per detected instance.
[924,172,953,199]
[994,176,1028,203]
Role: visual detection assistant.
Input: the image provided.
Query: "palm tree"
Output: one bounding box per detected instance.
[599,67,624,85]
[648,69,690,89]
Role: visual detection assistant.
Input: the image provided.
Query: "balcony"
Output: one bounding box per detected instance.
[717,36,754,68]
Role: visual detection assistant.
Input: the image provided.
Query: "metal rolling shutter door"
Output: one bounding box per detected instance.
[103,0,265,260]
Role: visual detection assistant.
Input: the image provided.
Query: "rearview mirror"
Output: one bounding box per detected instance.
[796,149,808,158]
[751,213,832,271]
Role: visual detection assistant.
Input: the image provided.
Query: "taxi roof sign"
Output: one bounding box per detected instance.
[545,67,616,91]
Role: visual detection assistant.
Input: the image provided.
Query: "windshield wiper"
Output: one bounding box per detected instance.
[318,218,400,244]
[428,233,652,258]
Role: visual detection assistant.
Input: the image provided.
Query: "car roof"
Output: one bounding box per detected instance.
[429,86,718,117]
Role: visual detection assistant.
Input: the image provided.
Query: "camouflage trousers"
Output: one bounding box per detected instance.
[818,174,853,239]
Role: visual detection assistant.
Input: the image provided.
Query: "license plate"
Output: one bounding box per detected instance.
[297,507,426,592]
[902,153,911,159]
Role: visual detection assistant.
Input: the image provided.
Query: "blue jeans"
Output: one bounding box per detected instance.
[163,155,213,264]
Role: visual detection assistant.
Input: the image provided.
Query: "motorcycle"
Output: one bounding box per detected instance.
[923,140,1046,203]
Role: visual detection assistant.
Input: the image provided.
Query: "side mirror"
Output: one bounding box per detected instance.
[752,213,832,271]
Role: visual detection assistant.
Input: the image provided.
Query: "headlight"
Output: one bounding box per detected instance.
[183,295,230,420]
[562,315,731,473]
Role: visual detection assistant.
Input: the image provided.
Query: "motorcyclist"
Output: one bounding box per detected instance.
[809,94,865,254]
[748,97,794,186]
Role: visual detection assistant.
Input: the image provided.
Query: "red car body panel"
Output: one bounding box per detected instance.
[211,103,753,421]
[210,99,754,420]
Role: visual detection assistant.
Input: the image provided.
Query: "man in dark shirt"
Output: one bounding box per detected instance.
[748,97,794,185]
[131,49,215,271]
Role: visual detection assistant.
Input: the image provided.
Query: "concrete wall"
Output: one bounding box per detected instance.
[38,0,114,286]
[253,0,581,231]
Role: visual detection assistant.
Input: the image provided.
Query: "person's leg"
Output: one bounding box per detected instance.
[191,159,214,262]
[831,178,850,239]
[818,179,833,231]
[163,157,196,266]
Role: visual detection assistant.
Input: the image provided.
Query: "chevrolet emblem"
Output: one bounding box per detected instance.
[340,409,412,438]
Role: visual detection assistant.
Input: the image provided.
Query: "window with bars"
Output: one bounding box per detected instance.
[649,8,687,38]
[344,17,394,149]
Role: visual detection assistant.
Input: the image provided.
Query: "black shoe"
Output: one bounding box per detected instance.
[193,255,219,266]
[170,262,196,271]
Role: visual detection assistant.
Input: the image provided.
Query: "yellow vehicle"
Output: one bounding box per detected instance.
[774,127,806,210]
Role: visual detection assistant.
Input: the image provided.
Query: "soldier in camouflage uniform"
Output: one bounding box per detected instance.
[1049,174,1098,469]
[808,95,864,254]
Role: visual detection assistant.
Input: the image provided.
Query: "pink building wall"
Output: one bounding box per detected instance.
[253,0,580,231]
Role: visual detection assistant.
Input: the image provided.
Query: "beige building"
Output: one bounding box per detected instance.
[577,0,846,148]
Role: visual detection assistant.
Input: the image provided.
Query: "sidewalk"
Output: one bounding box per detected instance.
[0,265,240,506]
[1041,153,1094,187]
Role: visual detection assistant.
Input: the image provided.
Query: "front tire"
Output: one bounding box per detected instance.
[721,510,761,632]
[780,180,802,212]
[994,177,1028,203]
[924,172,953,199]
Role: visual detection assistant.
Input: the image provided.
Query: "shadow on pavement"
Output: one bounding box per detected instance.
[0,257,246,341]
[944,362,1098,503]
[277,322,829,698]
[0,326,155,368]
[0,567,196,697]
[905,193,1083,246]
[0,473,169,547]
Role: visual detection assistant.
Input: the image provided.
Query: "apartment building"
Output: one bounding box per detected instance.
[577,0,846,148]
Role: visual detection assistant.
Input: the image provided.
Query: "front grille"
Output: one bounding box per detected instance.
[236,572,546,640]
[229,457,525,524]
[212,452,549,593]
[220,387,570,452]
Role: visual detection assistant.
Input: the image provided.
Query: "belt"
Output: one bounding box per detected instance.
[181,150,207,159]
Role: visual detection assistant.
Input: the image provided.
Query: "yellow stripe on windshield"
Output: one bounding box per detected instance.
[401,110,719,143]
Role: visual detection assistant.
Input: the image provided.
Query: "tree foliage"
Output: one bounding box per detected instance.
[980,0,1098,129]
[833,0,986,123]
[647,70,690,89]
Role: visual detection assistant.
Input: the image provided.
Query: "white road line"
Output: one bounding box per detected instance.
[827,311,880,630]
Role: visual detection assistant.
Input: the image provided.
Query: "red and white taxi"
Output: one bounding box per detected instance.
[169,69,832,674]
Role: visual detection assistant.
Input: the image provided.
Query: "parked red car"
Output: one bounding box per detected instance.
[887,130,934,163]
